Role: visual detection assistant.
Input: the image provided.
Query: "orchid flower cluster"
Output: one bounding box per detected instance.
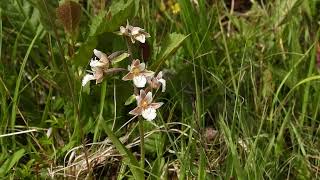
[82,22,165,121]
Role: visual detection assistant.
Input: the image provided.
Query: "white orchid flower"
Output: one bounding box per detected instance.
[82,49,127,86]
[148,71,166,92]
[129,90,163,121]
[82,49,109,86]
[119,22,150,43]
[122,59,154,88]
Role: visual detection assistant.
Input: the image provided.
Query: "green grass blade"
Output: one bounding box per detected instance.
[0,148,25,176]
[197,148,206,180]
[10,25,42,145]
[102,123,144,180]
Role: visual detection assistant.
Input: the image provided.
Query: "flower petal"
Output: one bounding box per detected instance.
[158,79,166,92]
[82,74,95,86]
[133,75,147,88]
[132,59,141,67]
[141,70,155,77]
[135,34,146,43]
[131,27,142,35]
[90,59,105,67]
[120,26,126,34]
[96,77,104,84]
[139,89,146,99]
[94,49,109,64]
[93,49,103,59]
[142,107,157,121]
[138,62,146,71]
[145,92,153,104]
[149,102,164,110]
[94,69,104,84]
[136,95,142,105]
[122,73,134,81]
[129,107,143,116]
[157,71,163,79]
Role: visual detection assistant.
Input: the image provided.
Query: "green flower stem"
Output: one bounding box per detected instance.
[126,37,134,61]
[139,117,145,170]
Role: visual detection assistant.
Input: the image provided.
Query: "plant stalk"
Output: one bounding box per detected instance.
[139,118,145,171]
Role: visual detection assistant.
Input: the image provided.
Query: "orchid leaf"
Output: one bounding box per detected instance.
[89,0,136,36]
[73,38,98,67]
[125,94,136,105]
[152,33,188,70]
[111,52,130,64]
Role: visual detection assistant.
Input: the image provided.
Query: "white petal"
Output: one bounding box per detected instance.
[82,74,95,86]
[120,26,126,34]
[90,60,104,67]
[141,70,155,77]
[135,34,146,43]
[133,75,147,88]
[158,79,166,92]
[93,49,102,59]
[157,71,163,79]
[46,127,52,138]
[142,107,157,121]
[145,92,153,104]
[138,62,146,71]
[131,27,142,35]
[136,95,142,105]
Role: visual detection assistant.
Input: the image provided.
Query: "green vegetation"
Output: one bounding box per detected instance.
[1,0,320,179]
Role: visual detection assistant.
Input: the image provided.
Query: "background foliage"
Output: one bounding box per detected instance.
[1,0,320,179]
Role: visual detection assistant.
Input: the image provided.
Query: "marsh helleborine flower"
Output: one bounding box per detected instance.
[129,90,163,121]
[122,59,154,88]
[82,49,128,86]
[119,22,150,43]
[82,49,109,86]
[148,71,166,92]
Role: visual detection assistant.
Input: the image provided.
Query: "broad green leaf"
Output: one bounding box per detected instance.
[89,11,107,36]
[89,0,136,36]
[152,33,188,70]
[108,0,135,30]
[73,38,98,67]
[0,149,25,176]
[111,52,130,64]
[125,94,136,105]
